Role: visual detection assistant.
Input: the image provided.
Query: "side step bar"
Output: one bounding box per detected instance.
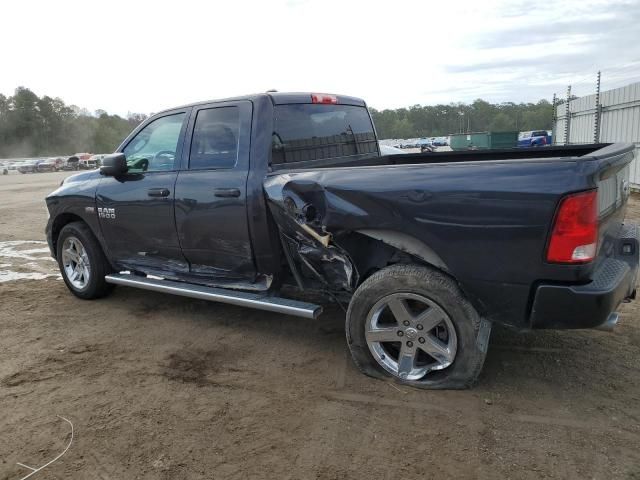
[104,273,323,319]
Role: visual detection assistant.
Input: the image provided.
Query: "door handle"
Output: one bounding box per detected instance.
[147,188,170,197]
[213,188,241,198]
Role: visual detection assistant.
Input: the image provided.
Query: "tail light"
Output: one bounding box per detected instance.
[546,190,598,263]
[311,93,338,104]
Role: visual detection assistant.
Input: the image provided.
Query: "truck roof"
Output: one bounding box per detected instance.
[157,92,367,115]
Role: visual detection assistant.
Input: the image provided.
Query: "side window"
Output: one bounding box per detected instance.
[189,107,239,170]
[123,113,185,173]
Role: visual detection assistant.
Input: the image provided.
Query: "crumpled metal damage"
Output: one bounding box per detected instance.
[264,174,358,291]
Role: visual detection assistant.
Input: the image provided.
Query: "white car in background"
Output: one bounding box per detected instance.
[79,154,108,170]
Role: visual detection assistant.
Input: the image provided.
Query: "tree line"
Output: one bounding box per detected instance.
[370,98,554,139]
[0,87,556,157]
[0,87,147,158]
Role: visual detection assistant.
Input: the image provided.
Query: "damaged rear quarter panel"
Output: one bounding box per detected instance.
[263,173,357,291]
[263,160,579,327]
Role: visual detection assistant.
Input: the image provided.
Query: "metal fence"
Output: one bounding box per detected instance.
[553,81,640,187]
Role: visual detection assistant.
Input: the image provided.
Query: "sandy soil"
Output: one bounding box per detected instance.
[0,171,639,480]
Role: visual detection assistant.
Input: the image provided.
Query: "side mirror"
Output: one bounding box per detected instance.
[100,153,128,176]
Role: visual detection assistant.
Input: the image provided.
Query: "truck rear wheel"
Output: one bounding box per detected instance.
[57,222,114,300]
[346,264,491,389]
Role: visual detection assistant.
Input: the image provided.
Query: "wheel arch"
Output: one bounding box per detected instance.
[51,213,107,262]
[355,229,449,272]
[331,228,452,292]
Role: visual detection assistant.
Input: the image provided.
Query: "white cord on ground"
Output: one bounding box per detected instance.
[17,415,74,480]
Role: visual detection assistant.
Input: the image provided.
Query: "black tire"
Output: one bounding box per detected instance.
[56,221,114,300]
[346,264,491,389]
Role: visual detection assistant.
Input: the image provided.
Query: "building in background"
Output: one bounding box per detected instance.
[554,81,640,187]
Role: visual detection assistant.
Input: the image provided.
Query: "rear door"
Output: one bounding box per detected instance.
[174,101,255,280]
[96,110,190,273]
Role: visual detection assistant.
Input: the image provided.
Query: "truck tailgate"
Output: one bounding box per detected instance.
[530,143,639,329]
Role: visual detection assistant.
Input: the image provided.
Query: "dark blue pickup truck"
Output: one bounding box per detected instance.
[518,130,552,147]
[45,92,638,389]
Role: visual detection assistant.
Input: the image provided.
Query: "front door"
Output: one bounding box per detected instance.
[174,101,255,280]
[96,110,190,274]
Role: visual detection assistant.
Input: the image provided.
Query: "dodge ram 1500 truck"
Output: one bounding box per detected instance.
[45,92,639,389]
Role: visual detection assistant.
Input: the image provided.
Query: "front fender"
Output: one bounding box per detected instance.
[45,171,106,260]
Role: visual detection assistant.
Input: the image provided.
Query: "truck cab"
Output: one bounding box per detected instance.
[47,93,380,288]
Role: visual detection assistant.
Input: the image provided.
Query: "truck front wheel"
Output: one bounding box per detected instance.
[56,222,114,300]
[346,264,491,389]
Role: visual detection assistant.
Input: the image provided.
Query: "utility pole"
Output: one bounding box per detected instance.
[564,85,571,145]
[551,93,556,145]
[594,70,601,143]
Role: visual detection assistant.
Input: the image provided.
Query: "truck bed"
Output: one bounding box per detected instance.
[265,142,636,329]
[271,143,614,170]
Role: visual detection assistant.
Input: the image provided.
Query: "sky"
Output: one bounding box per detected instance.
[1,0,639,116]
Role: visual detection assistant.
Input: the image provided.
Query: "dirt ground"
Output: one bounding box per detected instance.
[1,171,639,480]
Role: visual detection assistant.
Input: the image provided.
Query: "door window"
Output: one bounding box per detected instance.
[123,113,186,173]
[189,107,240,169]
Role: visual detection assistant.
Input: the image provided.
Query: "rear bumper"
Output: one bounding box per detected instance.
[530,224,639,329]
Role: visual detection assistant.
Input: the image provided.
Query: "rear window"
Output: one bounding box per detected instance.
[271,104,378,166]
[531,130,548,137]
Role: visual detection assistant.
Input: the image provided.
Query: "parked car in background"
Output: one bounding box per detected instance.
[1,162,7,175]
[36,157,64,172]
[79,154,108,170]
[64,156,80,170]
[88,154,107,166]
[79,158,99,169]
[518,130,552,147]
[420,144,436,153]
[18,160,39,173]
[399,140,418,148]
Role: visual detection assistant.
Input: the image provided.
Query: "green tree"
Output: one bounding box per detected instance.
[0,87,142,158]
[370,98,553,139]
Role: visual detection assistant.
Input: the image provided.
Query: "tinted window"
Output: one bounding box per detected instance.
[272,104,378,165]
[189,107,239,169]
[531,130,548,137]
[123,113,185,172]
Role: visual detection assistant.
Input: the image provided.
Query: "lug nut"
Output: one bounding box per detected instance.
[397,331,404,337]
[417,324,424,330]
[407,341,413,347]
[418,337,425,344]
[403,320,410,326]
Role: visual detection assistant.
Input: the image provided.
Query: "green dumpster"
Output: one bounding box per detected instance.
[449,131,518,151]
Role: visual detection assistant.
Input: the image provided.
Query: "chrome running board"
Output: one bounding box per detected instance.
[105,273,322,319]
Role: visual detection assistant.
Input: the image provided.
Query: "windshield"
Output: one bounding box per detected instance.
[272,104,378,166]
